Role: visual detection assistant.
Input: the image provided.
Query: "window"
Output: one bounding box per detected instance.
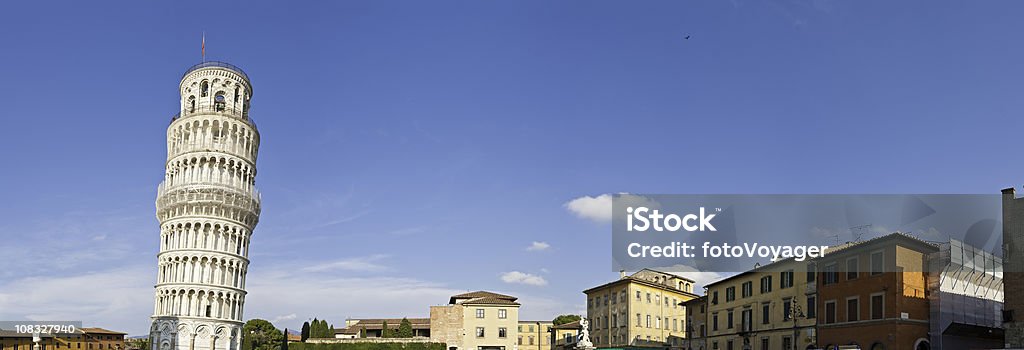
[612,314,617,328]
[637,313,642,327]
[726,287,736,302]
[528,336,533,345]
[847,257,859,280]
[673,318,677,331]
[760,337,769,350]
[759,276,772,294]
[712,291,719,305]
[742,282,753,298]
[647,293,652,303]
[529,325,534,332]
[807,263,817,283]
[783,299,792,320]
[741,309,752,332]
[712,313,719,331]
[621,291,627,302]
[636,291,641,300]
[518,336,523,345]
[476,327,485,337]
[871,251,884,275]
[825,300,836,324]
[847,297,860,322]
[655,316,661,329]
[871,293,884,320]
[588,298,593,308]
[806,296,816,318]
[782,336,792,350]
[726,340,734,350]
[604,295,609,306]
[498,309,507,319]
[823,263,838,285]
[611,293,616,304]
[727,310,734,329]
[498,328,507,338]
[781,270,794,289]
[646,315,651,328]
[762,303,770,324]
[201,80,209,97]
[476,309,485,318]
[700,324,706,337]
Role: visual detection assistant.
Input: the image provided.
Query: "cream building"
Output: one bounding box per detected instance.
[517,321,552,350]
[583,269,699,349]
[704,258,817,350]
[431,291,521,350]
[149,61,262,350]
[682,296,707,350]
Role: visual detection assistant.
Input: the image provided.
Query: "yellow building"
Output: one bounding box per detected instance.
[517,321,552,350]
[431,291,521,350]
[0,328,126,350]
[682,296,707,350]
[704,258,817,350]
[583,269,699,349]
[550,321,580,350]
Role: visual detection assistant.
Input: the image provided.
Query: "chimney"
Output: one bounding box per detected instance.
[619,270,626,279]
[1003,187,1016,201]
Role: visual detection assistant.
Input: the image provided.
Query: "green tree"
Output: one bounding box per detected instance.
[311,319,320,339]
[301,322,310,342]
[242,319,283,350]
[398,318,413,338]
[329,325,335,338]
[282,329,290,350]
[381,321,391,338]
[552,315,581,326]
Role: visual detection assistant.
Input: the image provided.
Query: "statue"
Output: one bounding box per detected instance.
[576,318,593,350]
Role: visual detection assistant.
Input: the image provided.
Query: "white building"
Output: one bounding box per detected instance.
[149,61,262,350]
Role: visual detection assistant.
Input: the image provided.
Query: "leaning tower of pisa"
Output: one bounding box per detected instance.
[150,61,261,350]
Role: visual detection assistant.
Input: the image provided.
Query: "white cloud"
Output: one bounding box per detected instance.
[500,271,548,286]
[272,314,297,324]
[526,241,550,251]
[564,194,615,223]
[564,193,659,223]
[301,254,390,272]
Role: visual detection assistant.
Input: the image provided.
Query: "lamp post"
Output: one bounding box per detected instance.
[788,298,806,350]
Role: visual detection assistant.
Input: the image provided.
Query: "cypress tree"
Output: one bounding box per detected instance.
[301,322,310,342]
[281,329,289,350]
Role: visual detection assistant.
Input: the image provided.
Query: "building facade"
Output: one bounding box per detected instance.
[705,257,817,350]
[1003,187,1024,348]
[430,291,521,350]
[550,321,580,350]
[583,269,699,349]
[150,61,262,350]
[0,328,126,350]
[517,321,552,350]
[682,296,706,350]
[334,318,432,338]
[815,234,937,350]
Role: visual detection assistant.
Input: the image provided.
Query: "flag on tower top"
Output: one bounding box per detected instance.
[202,32,206,61]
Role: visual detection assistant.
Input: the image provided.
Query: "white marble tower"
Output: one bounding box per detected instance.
[150,61,261,350]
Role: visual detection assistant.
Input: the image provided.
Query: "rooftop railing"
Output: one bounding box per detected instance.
[183,61,250,82]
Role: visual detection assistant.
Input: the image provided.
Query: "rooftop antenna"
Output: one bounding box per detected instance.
[851,224,872,242]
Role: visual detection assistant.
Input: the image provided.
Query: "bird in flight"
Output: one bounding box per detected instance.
[684,35,691,40]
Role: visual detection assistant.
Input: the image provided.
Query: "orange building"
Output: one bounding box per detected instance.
[814,234,937,350]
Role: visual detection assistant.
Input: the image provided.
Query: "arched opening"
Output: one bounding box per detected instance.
[234,87,240,103]
[214,91,226,112]
[913,339,929,350]
[200,80,209,97]
[187,96,196,113]
[871,342,886,350]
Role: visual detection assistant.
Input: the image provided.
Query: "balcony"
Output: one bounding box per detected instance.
[170,104,256,127]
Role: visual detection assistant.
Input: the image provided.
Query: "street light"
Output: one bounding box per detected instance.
[787,297,806,350]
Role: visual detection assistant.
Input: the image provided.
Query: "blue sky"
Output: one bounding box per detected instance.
[2,0,1024,336]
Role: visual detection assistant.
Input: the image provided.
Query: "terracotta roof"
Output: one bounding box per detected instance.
[449,291,517,304]
[459,296,521,306]
[552,321,581,330]
[81,328,127,335]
